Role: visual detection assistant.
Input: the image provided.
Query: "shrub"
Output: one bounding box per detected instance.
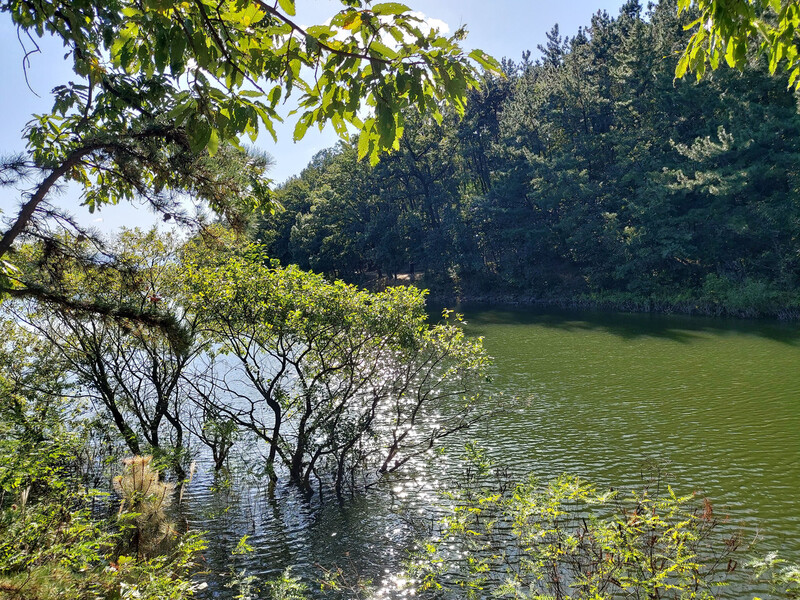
[409,448,747,599]
[113,455,176,559]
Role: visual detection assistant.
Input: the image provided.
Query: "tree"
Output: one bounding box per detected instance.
[252,2,800,316]
[183,238,488,491]
[677,0,800,88]
[6,229,205,477]
[0,0,498,294]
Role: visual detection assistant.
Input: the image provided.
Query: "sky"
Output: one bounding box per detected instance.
[0,0,628,232]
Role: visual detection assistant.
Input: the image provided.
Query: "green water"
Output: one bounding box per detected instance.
[188,307,800,596]
[460,307,800,556]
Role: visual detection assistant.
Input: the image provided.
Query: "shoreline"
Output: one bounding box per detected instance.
[424,290,800,322]
[359,273,800,321]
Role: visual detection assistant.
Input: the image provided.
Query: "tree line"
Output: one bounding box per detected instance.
[258,0,800,318]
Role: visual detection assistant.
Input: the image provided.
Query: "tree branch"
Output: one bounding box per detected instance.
[0,145,100,260]
[252,0,393,65]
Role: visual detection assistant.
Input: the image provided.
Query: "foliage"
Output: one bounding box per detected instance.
[677,0,800,89]
[4,0,494,165]
[0,242,209,600]
[409,449,746,600]
[0,320,109,582]
[107,533,208,600]
[0,446,112,590]
[750,552,800,599]
[264,568,310,600]
[0,0,497,300]
[184,238,489,490]
[5,224,489,497]
[0,377,201,599]
[256,1,800,317]
[6,229,204,477]
[0,426,205,599]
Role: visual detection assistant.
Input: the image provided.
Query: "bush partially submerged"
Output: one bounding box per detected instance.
[409,448,750,600]
[185,241,489,492]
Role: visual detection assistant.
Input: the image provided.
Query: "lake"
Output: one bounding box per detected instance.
[185,307,800,597]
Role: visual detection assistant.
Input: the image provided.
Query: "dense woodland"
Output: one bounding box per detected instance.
[258,0,800,318]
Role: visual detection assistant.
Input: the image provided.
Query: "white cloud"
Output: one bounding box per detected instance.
[408,11,450,36]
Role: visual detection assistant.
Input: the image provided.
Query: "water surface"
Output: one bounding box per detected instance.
[186,307,800,596]
[461,307,800,554]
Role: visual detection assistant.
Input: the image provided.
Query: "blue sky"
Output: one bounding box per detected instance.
[0,0,628,231]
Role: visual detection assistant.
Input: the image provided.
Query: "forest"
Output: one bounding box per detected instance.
[259,1,800,318]
[1,0,800,598]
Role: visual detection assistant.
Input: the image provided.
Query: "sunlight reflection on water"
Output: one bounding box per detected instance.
[182,307,800,598]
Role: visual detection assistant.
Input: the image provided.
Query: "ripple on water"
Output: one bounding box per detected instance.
[179,308,800,598]
[464,307,800,563]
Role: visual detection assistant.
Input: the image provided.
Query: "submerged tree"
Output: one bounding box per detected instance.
[5,229,204,477]
[184,239,488,491]
[4,226,490,490]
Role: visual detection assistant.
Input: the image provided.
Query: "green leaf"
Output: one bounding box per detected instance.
[724,40,736,67]
[207,128,220,156]
[468,49,501,73]
[277,0,296,17]
[234,4,266,27]
[169,29,187,74]
[343,12,362,30]
[789,66,800,88]
[268,86,282,106]
[357,130,370,161]
[330,113,347,137]
[370,41,399,60]
[306,25,333,38]
[293,113,312,141]
[368,148,380,166]
[190,121,212,153]
[371,2,411,16]
[675,50,691,79]
[754,19,771,40]
[263,118,277,142]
